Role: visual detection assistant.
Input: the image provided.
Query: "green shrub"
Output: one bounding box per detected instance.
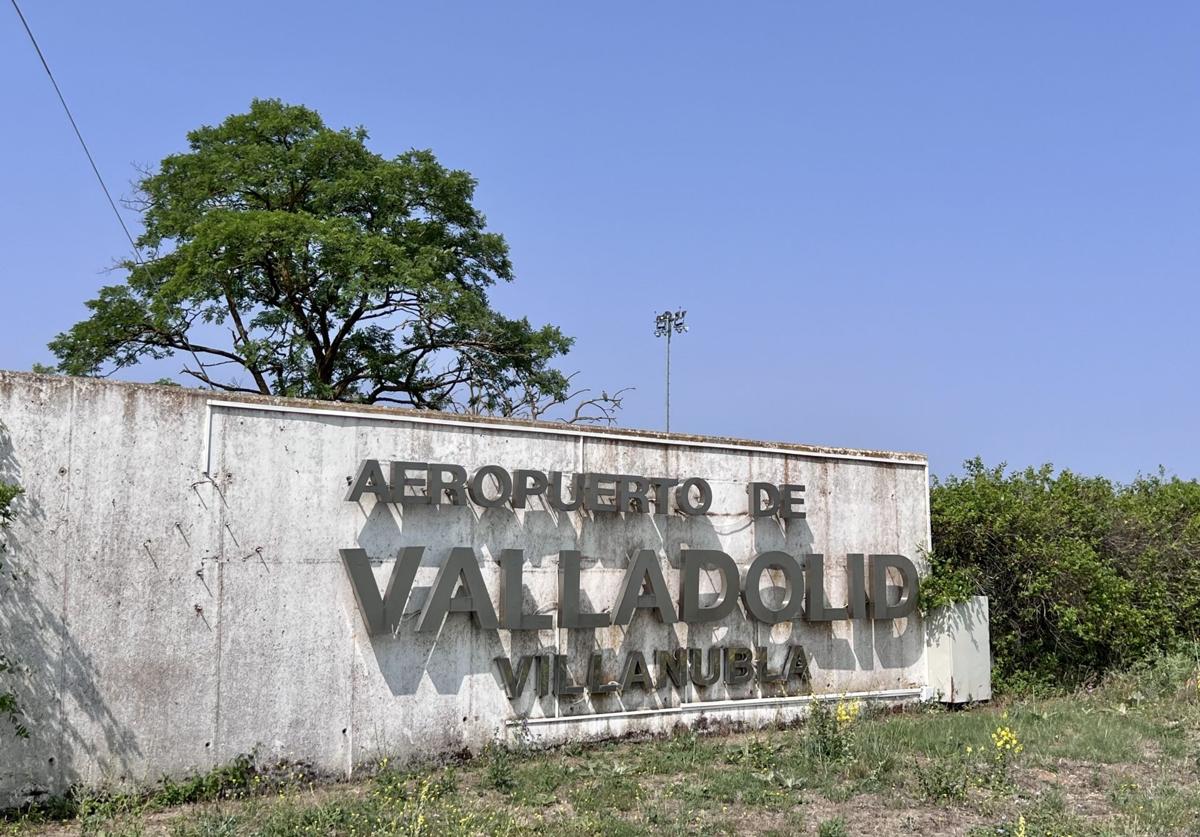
[919,553,979,616]
[931,459,1200,690]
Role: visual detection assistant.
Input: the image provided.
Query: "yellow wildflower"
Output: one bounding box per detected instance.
[835,698,862,729]
[991,725,1023,755]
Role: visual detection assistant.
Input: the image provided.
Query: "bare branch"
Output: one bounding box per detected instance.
[566,387,634,425]
[179,367,263,394]
[478,371,633,426]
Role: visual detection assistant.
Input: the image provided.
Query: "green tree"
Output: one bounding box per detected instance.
[50,99,621,420]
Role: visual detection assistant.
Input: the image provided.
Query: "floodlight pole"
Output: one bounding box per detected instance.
[654,309,687,433]
[665,326,672,434]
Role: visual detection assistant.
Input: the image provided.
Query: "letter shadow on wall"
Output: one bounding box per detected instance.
[753,516,922,673]
[562,510,729,714]
[352,496,733,701]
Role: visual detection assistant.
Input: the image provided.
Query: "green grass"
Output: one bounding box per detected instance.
[4,651,1199,836]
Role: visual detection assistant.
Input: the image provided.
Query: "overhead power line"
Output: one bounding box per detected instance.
[9,0,141,258]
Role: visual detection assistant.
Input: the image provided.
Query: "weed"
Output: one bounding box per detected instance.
[5,664,1199,836]
[917,753,970,802]
[805,698,860,764]
[481,743,516,794]
[986,721,1023,788]
[817,816,849,837]
[725,736,783,770]
[508,758,565,806]
[1107,778,1200,833]
[570,773,643,814]
[152,753,259,807]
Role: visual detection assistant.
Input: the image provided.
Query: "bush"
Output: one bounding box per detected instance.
[931,459,1200,691]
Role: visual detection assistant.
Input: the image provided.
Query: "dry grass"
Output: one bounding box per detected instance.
[4,653,1199,836]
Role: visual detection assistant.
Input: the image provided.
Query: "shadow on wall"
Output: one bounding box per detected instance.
[0,421,141,807]
[351,497,923,707]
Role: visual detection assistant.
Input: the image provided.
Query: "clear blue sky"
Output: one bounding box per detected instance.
[2,3,1197,480]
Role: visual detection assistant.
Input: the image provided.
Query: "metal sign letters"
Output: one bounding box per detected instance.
[340,460,920,701]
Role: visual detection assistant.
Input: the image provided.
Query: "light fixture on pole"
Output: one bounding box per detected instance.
[654,309,688,433]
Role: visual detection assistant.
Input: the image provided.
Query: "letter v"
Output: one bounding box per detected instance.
[494,655,534,699]
[339,546,424,636]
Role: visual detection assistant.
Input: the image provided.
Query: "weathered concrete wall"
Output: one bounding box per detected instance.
[0,372,934,806]
[926,596,992,704]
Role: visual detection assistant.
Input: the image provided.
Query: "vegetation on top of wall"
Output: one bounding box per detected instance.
[930,457,1200,693]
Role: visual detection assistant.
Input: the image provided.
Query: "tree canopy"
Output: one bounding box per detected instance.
[50,99,617,419]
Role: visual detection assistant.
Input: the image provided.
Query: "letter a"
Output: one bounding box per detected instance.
[417,547,500,632]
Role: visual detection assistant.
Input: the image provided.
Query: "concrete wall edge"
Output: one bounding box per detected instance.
[509,687,926,728]
[204,399,928,467]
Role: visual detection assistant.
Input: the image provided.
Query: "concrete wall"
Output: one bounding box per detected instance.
[0,372,934,806]
[926,596,992,704]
